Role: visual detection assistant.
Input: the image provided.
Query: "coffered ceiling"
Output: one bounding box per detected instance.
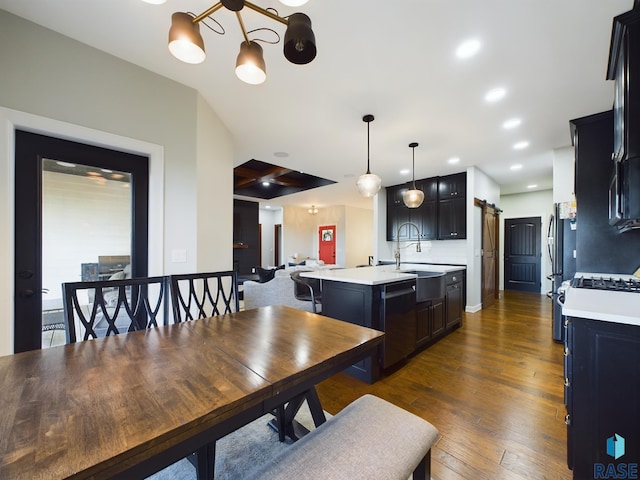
[0,0,632,210]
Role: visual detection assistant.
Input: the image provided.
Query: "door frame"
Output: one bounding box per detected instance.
[0,107,164,355]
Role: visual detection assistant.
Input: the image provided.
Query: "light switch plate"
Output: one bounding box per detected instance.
[171,249,187,263]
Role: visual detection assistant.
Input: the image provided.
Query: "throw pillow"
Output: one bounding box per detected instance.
[256,266,276,283]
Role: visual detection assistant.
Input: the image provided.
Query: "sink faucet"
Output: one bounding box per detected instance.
[395,222,422,270]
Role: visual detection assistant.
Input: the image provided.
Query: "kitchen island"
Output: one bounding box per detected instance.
[302,264,466,383]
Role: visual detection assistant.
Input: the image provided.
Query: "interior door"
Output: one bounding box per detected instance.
[481,204,499,308]
[318,225,336,264]
[504,217,541,293]
[14,130,149,352]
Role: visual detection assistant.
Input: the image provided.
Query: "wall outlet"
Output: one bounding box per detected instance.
[251,267,256,273]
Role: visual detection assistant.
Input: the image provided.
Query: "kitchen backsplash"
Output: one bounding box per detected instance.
[383,239,468,265]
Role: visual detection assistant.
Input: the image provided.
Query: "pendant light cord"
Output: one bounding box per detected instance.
[366,120,372,174]
[411,145,416,188]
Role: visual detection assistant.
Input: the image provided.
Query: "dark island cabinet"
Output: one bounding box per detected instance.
[564,317,640,477]
[415,297,445,348]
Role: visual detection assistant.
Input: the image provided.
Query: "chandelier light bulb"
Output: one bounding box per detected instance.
[357,173,382,198]
[235,41,267,84]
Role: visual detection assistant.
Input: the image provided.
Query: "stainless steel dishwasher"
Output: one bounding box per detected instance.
[381,280,416,368]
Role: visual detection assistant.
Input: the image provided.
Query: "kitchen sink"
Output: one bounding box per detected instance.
[403,270,445,302]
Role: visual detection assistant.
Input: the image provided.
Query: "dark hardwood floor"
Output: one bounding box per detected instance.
[317,290,571,480]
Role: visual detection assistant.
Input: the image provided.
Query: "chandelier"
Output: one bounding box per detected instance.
[308,205,318,215]
[153,0,316,85]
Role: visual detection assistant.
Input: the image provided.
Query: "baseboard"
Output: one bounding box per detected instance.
[465,303,482,313]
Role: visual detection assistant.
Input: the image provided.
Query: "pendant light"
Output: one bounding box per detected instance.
[402,142,424,208]
[356,114,382,198]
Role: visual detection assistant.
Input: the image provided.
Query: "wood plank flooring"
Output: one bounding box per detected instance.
[316,291,572,480]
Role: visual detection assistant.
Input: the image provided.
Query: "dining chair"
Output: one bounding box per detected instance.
[62,276,169,343]
[169,270,240,322]
[290,271,322,314]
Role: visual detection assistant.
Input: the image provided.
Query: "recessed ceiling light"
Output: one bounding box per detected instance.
[448,157,460,164]
[503,118,521,129]
[274,152,289,158]
[141,0,166,3]
[56,161,76,168]
[262,181,270,186]
[400,168,410,175]
[513,141,529,150]
[485,87,506,103]
[510,164,523,171]
[265,205,272,209]
[456,39,481,59]
[101,168,113,173]
[279,0,309,6]
[527,184,537,189]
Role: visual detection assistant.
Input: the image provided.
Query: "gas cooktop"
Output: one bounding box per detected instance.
[571,276,640,293]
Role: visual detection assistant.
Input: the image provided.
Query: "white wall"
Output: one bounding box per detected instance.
[259,208,278,267]
[466,166,501,312]
[553,146,575,204]
[499,189,554,293]
[0,11,233,355]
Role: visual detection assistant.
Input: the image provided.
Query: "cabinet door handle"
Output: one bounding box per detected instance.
[564,414,571,426]
[564,378,570,387]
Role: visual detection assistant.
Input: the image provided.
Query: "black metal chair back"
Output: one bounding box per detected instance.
[290,271,322,313]
[169,271,239,322]
[62,276,169,343]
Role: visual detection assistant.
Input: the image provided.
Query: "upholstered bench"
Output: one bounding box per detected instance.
[245,394,439,480]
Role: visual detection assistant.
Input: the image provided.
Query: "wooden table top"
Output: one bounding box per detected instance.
[0,305,383,480]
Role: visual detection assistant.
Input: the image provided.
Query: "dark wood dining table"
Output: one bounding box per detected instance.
[0,305,384,480]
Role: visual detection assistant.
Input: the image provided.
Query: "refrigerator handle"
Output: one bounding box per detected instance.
[546,213,555,267]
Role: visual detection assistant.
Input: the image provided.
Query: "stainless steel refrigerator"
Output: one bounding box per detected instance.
[546,203,577,342]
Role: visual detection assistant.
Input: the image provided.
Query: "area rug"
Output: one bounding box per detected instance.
[147,401,326,479]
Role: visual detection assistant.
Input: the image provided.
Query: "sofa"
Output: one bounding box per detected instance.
[243,264,333,313]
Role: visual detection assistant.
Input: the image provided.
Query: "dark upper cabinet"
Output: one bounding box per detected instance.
[438,197,466,239]
[386,179,437,241]
[437,172,466,199]
[437,173,467,239]
[607,8,640,162]
[387,174,466,241]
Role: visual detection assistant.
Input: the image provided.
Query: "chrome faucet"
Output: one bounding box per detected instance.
[395,222,421,270]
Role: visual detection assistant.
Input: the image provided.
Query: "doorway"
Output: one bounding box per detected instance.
[14,130,149,352]
[504,217,542,293]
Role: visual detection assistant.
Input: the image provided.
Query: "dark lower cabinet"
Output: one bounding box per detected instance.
[445,271,464,328]
[565,317,640,478]
[416,298,445,348]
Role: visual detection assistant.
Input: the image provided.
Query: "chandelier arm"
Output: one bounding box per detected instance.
[246,28,281,45]
[243,1,289,26]
[192,2,225,23]
[197,14,226,35]
[235,11,251,44]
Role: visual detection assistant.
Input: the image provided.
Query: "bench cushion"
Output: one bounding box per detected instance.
[245,394,439,480]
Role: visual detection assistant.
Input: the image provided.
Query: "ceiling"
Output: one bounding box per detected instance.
[0,0,632,211]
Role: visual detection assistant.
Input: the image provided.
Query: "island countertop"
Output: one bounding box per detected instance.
[301,264,465,286]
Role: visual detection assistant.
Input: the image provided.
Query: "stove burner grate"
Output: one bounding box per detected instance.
[571,276,640,293]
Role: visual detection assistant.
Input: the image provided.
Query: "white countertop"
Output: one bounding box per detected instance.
[562,287,640,327]
[301,264,465,286]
